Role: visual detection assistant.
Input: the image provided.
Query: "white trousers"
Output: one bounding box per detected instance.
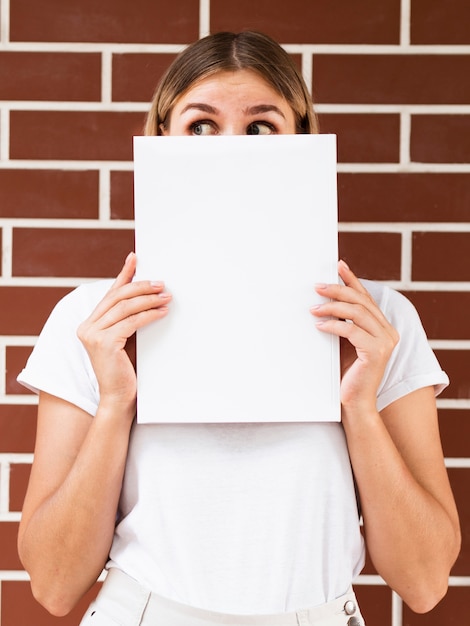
[80,568,366,626]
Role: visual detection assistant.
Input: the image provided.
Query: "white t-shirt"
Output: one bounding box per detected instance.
[18,279,448,614]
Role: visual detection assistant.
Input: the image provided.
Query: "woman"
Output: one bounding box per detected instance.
[17,31,460,626]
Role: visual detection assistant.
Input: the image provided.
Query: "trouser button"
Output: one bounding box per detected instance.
[344,600,356,615]
[347,617,362,626]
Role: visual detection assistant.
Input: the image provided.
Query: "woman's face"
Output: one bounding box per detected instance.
[162,69,297,136]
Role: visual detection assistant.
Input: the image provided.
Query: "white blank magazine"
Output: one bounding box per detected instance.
[134,134,340,423]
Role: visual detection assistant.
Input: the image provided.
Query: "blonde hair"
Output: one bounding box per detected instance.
[144,31,318,135]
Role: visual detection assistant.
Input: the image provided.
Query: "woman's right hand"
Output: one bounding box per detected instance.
[77,251,171,413]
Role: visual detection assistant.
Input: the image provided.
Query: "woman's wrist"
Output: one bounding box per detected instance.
[95,394,136,427]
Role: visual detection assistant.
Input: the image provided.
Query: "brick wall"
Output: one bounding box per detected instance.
[0,0,469,624]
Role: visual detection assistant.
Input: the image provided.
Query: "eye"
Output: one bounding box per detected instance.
[190,121,216,136]
[246,122,275,136]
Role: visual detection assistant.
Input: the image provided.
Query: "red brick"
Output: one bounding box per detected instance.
[12,228,134,278]
[0,522,21,569]
[0,170,99,219]
[318,114,399,163]
[338,173,470,223]
[434,350,470,399]
[448,468,470,576]
[112,52,301,104]
[412,233,470,282]
[338,232,401,280]
[9,464,31,512]
[10,111,145,161]
[355,585,392,626]
[211,0,400,44]
[10,0,199,43]
[438,409,470,459]
[112,53,178,102]
[0,405,37,453]
[403,585,470,624]
[0,52,100,101]
[6,346,33,395]
[110,171,135,220]
[402,291,470,340]
[411,115,470,163]
[0,287,71,335]
[2,580,101,626]
[314,56,470,104]
[411,0,470,44]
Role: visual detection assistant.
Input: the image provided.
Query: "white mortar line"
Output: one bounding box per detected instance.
[0,461,9,513]
[99,168,111,221]
[391,591,403,626]
[302,51,313,96]
[430,341,470,350]
[1,159,469,173]
[4,102,470,114]
[437,399,470,409]
[283,44,470,54]
[445,459,470,468]
[400,229,412,284]
[0,0,9,43]
[1,224,12,279]
[400,0,411,47]
[0,339,5,395]
[0,218,133,228]
[0,336,37,346]
[337,163,470,173]
[316,104,470,114]
[0,512,21,521]
[399,112,411,165]
[0,160,134,170]
[449,576,470,585]
[1,101,149,111]
[0,454,34,463]
[101,49,113,104]
[199,0,210,38]
[0,40,469,53]
[339,223,470,233]
[0,106,9,161]
[0,394,38,404]
[0,277,103,287]
[0,570,30,581]
[0,42,187,53]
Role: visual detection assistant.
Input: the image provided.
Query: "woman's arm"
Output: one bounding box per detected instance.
[312,261,461,613]
[18,253,171,616]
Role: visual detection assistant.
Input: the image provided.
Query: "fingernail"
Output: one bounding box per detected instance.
[125,251,135,263]
[315,283,328,290]
[339,259,350,270]
[151,281,164,288]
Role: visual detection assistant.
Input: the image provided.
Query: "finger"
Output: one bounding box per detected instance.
[337,259,369,295]
[87,277,168,325]
[92,291,172,332]
[312,301,388,338]
[315,272,390,331]
[100,303,171,340]
[112,251,137,289]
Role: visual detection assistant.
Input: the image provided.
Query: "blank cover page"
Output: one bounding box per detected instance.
[134,134,340,423]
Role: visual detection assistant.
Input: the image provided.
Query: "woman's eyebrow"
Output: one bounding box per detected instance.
[180,103,219,115]
[245,104,286,118]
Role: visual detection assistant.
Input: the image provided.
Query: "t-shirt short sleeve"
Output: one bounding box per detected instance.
[363,281,449,412]
[17,280,113,416]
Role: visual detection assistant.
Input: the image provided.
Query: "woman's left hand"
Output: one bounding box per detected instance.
[311,259,399,415]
